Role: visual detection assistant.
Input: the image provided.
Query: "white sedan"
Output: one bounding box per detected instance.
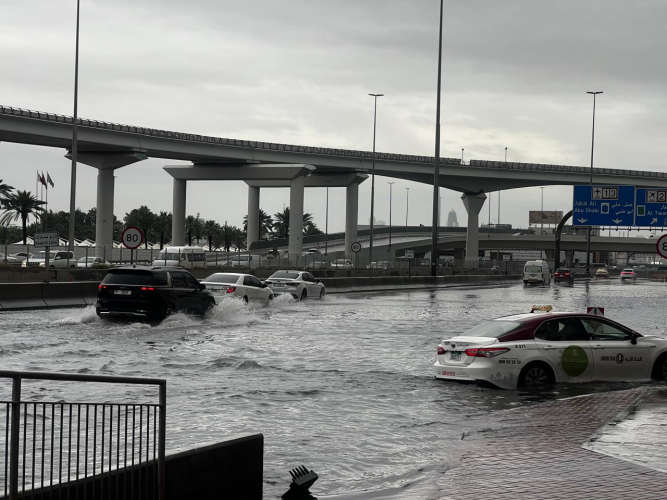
[200,272,273,304]
[434,310,667,389]
[77,256,111,268]
[264,270,326,300]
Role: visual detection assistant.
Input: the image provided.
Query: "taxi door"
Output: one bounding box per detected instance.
[534,317,596,383]
[581,317,655,380]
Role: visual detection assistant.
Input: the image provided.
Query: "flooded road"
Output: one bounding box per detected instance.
[1,279,665,497]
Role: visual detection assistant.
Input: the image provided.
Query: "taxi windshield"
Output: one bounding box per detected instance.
[464,320,521,338]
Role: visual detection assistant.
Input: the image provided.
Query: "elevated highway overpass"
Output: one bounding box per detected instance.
[2,105,667,266]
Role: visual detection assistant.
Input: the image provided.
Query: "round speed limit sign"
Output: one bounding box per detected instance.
[350,241,362,253]
[121,226,144,250]
[657,234,667,259]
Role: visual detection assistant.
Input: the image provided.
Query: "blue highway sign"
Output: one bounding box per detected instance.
[573,185,635,226]
[635,188,667,227]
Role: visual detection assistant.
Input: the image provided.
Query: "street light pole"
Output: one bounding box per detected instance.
[499,146,507,225]
[324,186,329,256]
[368,93,383,267]
[388,182,395,249]
[586,90,603,276]
[431,0,444,277]
[68,0,81,251]
[405,187,410,228]
[461,147,464,164]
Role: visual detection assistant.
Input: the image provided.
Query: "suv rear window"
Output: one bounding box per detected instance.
[102,270,169,286]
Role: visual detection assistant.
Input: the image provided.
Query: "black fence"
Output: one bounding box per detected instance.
[0,371,165,500]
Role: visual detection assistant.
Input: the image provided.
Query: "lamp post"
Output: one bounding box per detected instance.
[388,182,395,249]
[368,93,383,267]
[405,187,410,228]
[499,146,507,225]
[461,147,464,164]
[586,91,603,276]
[431,0,444,277]
[324,187,329,256]
[67,0,81,251]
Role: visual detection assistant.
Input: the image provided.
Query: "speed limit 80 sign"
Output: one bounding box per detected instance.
[121,226,144,250]
[657,234,667,259]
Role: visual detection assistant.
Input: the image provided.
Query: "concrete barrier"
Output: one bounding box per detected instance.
[0,281,99,310]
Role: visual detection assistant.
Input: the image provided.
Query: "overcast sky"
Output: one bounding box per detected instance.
[2,0,667,233]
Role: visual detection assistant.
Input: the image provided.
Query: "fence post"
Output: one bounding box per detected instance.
[85,246,89,268]
[9,376,21,500]
[158,381,166,500]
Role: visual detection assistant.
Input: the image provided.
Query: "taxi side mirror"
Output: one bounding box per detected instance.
[630,335,637,345]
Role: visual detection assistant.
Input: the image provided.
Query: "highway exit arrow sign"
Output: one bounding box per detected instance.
[573,185,635,226]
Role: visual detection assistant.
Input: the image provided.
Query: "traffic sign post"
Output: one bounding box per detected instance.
[657,234,667,259]
[350,241,361,270]
[573,185,635,227]
[635,188,667,227]
[121,227,144,264]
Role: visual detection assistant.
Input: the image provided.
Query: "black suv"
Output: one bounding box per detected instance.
[96,267,215,322]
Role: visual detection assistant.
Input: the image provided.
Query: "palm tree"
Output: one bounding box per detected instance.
[0,190,45,244]
[272,208,320,238]
[0,179,14,200]
[243,209,274,239]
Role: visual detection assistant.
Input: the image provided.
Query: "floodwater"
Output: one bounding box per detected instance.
[1,279,665,498]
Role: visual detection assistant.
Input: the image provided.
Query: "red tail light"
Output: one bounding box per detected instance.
[554,272,560,277]
[140,286,155,291]
[564,272,570,276]
[465,347,510,358]
[226,286,236,294]
[437,346,446,355]
[98,284,107,290]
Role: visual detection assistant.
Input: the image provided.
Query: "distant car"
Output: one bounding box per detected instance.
[10,252,34,262]
[330,258,353,270]
[77,256,111,268]
[620,268,637,281]
[594,267,609,279]
[22,251,76,268]
[553,268,573,283]
[96,266,215,322]
[367,261,391,270]
[227,254,262,268]
[1,254,20,265]
[200,272,273,304]
[434,310,667,389]
[523,260,550,285]
[264,270,326,300]
[304,256,329,270]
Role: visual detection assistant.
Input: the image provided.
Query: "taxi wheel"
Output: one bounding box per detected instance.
[518,362,554,388]
[652,354,667,381]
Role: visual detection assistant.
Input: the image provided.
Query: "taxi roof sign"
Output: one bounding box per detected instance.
[530,305,553,313]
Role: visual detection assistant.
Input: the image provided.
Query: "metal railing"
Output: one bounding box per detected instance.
[0,371,165,500]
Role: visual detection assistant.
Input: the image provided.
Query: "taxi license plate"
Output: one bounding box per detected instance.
[114,290,132,295]
[450,351,461,361]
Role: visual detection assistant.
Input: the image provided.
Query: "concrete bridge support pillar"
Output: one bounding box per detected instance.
[247,186,260,251]
[289,175,305,265]
[70,151,147,258]
[462,192,487,269]
[95,169,115,258]
[172,178,187,246]
[345,182,359,258]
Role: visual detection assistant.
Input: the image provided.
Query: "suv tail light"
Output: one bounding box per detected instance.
[141,286,155,291]
[437,346,446,355]
[465,347,510,358]
[98,284,107,290]
[226,286,236,294]
[554,272,560,277]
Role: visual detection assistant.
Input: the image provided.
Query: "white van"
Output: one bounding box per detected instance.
[523,260,550,285]
[152,246,207,269]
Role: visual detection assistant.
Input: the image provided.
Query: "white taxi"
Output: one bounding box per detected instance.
[434,309,667,389]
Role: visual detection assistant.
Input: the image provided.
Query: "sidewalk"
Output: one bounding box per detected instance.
[437,387,667,500]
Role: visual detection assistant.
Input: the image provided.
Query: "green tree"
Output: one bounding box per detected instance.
[0,179,14,200]
[0,190,45,244]
[124,206,158,248]
[243,209,274,239]
[272,208,321,238]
